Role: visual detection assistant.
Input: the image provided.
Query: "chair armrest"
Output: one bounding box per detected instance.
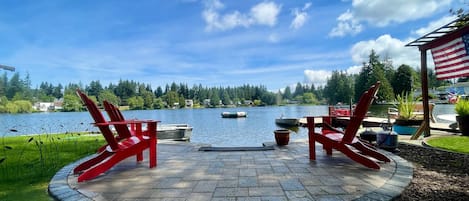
[322,121,344,134]
[107,120,160,125]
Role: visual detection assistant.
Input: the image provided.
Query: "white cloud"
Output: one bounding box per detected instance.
[329,10,362,37]
[411,15,456,36]
[304,69,331,86]
[346,65,362,75]
[202,0,281,31]
[303,65,362,86]
[250,1,281,26]
[350,34,420,68]
[290,2,312,30]
[329,0,452,37]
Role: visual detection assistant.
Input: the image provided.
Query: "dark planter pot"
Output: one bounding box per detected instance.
[274,129,290,146]
[456,115,469,136]
[394,119,423,126]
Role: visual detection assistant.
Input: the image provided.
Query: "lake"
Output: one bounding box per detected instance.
[0,104,456,147]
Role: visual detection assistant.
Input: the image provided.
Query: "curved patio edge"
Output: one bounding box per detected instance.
[48,155,96,201]
[353,153,413,201]
[49,141,413,201]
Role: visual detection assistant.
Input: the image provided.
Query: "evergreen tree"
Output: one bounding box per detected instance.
[0,73,7,96]
[87,80,103,97]
[324,71,353,104]
[283,86,292,100]
[155,86,163,98]
[354,50,394,102]
[392,64,413,97]
[6,73,24,100]
[293,82,304,98]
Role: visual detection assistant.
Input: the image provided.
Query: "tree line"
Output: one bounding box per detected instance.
[0,50,462,113]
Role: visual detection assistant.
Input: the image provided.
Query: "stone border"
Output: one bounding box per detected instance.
[354,153,414,201]
[48,155,95,201]
[49,143,414,201]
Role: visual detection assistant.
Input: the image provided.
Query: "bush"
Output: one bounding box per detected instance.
[14,100,33,113]
[455,99,469,116]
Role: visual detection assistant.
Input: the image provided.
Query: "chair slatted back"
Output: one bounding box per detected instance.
[341,82,380,144]
[103,100,132,139]
[76,89,120,150]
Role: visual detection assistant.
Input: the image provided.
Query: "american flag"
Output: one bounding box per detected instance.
[431,33,469,80]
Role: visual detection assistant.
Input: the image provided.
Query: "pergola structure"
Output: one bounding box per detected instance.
[406,17,469,137]
[0,64,15,71]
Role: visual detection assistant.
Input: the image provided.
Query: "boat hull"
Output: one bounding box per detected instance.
[221,112,247,118]
[158,124,193,141]
[275,118,300,127]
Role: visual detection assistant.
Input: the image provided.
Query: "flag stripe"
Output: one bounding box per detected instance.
[431,34,469,80]
[433,52,469,66]
[432,47,466,62]
[434,56,469,70]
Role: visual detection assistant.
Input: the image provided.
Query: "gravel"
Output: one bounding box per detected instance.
[392,143,469,201]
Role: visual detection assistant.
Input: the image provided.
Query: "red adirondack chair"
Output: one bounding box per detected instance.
[102,100,150,137]
[306,82,391,169]
[74,89,158,182]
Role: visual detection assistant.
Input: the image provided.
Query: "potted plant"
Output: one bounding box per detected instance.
[392,92,423,135]
[274,129,290,145]
[455,99,469,136]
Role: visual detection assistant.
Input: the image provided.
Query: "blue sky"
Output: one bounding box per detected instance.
[0,0,465,91]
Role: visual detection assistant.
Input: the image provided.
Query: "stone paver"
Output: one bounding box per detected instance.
[49,139,413,201]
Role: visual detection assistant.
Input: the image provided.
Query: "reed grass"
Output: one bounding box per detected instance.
[0,132,104,201]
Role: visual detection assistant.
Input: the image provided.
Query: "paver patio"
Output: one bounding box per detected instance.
[49,139,413,201]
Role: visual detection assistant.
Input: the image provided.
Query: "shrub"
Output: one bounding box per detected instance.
[455,99,469,116]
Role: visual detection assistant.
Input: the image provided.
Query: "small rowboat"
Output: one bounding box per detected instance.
[275,118,300,127]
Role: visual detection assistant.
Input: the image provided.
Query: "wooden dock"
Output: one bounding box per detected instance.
[299,116,459,133]
[299,116,390,128]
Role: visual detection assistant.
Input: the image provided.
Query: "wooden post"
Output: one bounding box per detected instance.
[420,49,431,137]
[148,121,157,168]
[306,117,316,160]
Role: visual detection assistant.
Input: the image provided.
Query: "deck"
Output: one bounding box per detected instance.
[299,116,459,133]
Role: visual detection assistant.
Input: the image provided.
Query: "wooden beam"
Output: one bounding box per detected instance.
[420,50,431,137]
[420,25,469,51]
[0,64,15,71]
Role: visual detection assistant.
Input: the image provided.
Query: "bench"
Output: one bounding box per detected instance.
[388,103,436,123]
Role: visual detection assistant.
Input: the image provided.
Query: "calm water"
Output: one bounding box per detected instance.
[0,105,456,147]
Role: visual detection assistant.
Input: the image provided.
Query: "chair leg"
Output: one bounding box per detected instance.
[137,152,143,162]
[352,142,391,163]
[73,151,113,174]
[337,144,381,169]
[323,144,333,155]
[149,137,157,168]
[78,149,141,182]
[78,156,120,182]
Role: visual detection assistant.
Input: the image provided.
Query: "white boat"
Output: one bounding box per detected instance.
[221,111,247,118]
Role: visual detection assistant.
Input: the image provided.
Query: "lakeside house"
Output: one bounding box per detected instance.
[185,99,193,108]
[33,99,63,112]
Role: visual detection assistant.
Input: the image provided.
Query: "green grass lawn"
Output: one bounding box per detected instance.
[0,133,105,201]
[426,135,469,154]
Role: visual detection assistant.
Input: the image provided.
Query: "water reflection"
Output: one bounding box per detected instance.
[0,104,456,146]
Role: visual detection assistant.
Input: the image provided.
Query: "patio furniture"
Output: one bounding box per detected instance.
[306,82,391,169]
[73,89,158,182]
